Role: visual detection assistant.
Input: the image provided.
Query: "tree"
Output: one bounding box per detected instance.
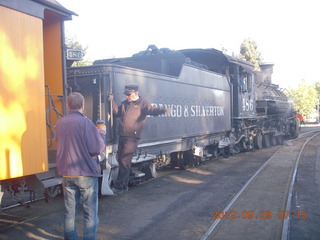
[289,79,318,118]
[65,37,92,66]
[314,81,320,98]
[239,38,261,71]
[313,81,320,119]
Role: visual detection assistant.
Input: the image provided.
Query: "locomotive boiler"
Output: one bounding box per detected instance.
[66,46,298,192]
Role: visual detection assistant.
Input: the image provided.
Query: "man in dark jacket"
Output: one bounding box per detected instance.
[55,92,105,240]
[111,85,166,194]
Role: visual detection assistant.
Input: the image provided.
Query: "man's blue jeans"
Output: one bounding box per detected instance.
[63,177,99,240]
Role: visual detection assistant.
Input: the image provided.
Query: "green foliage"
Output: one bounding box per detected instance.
[239,38,261,71]
[314,82,320,97]
[289,79,318,118]
[71,60,93,67]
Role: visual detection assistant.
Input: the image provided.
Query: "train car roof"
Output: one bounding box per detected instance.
[33,0,77,16]
[0,0,77,19]
[223,54,254,73]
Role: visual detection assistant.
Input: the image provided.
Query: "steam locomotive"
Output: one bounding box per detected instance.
[66,45,299,194]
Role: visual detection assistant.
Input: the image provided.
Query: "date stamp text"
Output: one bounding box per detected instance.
[211,210,308,220]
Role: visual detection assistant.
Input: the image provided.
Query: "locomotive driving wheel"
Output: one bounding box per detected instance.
[254,132,263,149]
[276,135,284,145]
[291,118,300,139]
[262,134,270,148]
[221,146,230,158]
[270,135,277,146]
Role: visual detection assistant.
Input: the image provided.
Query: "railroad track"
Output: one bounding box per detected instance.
[200,130,320,240]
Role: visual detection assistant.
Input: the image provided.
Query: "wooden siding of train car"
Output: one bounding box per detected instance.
[0,6,49,180]
[43,10,65,152]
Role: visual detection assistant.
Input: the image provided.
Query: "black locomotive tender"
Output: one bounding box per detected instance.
[67,46,299,190]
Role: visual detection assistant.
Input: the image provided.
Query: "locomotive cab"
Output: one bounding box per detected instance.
[224,57,257,151]
[224,56,256,119]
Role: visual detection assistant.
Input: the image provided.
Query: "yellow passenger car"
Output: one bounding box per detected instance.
[0,0,75,207]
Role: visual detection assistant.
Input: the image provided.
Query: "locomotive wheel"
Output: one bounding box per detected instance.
[140,162,153,180]
[262,134,270,148]
[276,135,284,145]
[270,135,277,146]
[254,133,263,149]
[45,185,62,202]
[233,144,241,154]
[247,139,254,151]
[177,151,187,170]
[221,146,230,158]
[170,152,185,169]
[212,148,218,158]
[169,152,178,168]
[291,118,300,139]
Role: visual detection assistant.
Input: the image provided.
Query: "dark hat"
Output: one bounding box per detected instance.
[96,120,105,124]
[124,85,139,95]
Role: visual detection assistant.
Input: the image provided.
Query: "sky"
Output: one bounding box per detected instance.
[57,0,320,89]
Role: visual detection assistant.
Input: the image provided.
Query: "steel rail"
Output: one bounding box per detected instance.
[200,130,320,240]
[281,131,320,240]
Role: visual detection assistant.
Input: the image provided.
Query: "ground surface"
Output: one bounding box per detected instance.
[1,124,319,240]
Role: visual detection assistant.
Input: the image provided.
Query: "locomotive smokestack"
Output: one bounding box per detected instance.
[259,63,274,84]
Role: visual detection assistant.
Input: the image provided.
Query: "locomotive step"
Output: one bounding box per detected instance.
[36,164,62,189]
[131,170,145,178]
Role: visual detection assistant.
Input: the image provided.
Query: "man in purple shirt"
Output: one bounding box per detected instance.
[55,92,105,240]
